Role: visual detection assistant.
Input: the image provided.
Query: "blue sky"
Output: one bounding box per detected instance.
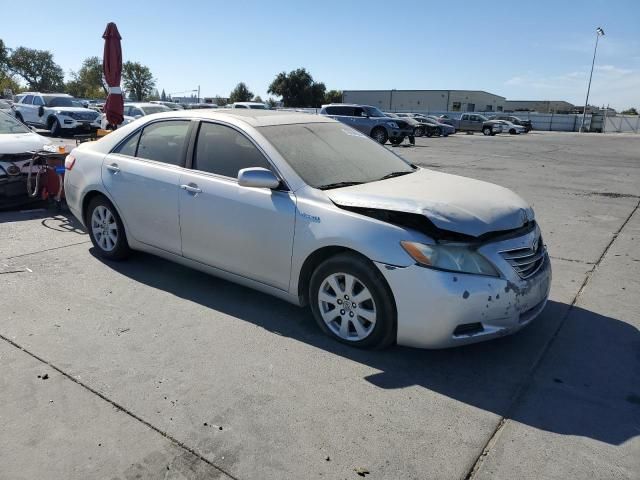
[2,0,638,109]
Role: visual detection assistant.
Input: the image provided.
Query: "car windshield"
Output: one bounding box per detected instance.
[259,122,415,189]
[140,105,171,114]
[43,96,75,107]
[364,106,387,117]
[0,111,31,134]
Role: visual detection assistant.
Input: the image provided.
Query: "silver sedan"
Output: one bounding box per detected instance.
[64,110,551,349]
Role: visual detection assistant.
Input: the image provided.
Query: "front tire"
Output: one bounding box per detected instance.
[86,196,130,260]
[371,127,388,145]
[509,128,517,135]
[414,126,424,137]
[389,137,404,145]
[483,127,492,136]
[309,253,396,349]
[49,118,61,137]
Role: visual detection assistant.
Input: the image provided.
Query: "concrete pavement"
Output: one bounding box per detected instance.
[0,131,638,479]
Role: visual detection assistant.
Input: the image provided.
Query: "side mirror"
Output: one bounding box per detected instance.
[38,106,45,117]
[237,167,280,189]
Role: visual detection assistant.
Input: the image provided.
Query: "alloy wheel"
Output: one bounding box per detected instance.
[91,205,118,252]
[317,272,377,341]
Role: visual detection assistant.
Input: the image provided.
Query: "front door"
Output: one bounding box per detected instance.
[101,119,192,255]
[179,121,296,290]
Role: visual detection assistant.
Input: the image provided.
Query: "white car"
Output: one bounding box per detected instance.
[64,109,551,349]
[229,102,268,109]
[101,103,171,129]
[0,111,52,203]
[14,93,101,136]
[498,120,526,135]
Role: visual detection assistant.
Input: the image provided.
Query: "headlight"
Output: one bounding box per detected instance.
[386,121,399,129]
[400,241,500,277]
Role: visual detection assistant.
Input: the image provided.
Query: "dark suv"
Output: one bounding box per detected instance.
[488,115,533,132]
[320,104,414,145]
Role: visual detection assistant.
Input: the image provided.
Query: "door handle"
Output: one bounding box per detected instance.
[180,184,202,194]
[106,163,120,173]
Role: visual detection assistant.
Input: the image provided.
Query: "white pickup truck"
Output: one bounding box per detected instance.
[14,93,101,137]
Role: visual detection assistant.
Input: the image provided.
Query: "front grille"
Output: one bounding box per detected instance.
[395,120,409,129]
[500,236,546,279]
[71,112,98,121]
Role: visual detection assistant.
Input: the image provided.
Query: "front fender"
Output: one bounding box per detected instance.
[289,187,431,296]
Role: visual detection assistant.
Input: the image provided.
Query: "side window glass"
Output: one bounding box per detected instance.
[23,95,34,105]
[353,108,365,117]
[194,123,271,178]
[325,106,336,115]
[114,131,141,157]
[32,96,45,106]
[136,121,190,165]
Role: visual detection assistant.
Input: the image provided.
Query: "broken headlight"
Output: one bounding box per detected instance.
[400,241,500,277]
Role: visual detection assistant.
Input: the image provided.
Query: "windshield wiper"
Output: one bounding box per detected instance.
[378,171,414,181]
[316,181,364,190]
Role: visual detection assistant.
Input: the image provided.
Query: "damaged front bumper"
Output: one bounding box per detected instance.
[376,228,552,349]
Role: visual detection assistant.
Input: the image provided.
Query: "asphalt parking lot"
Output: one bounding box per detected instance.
[1,131,638,479]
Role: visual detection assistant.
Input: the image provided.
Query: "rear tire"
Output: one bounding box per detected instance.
[309,253,396,349]
[371,127,388,145]
[425,128,433,137]
[414,126,424,137]
[86,195,130,260]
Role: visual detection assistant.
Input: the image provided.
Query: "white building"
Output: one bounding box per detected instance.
[503,100,575,113]
[342,90,506,113]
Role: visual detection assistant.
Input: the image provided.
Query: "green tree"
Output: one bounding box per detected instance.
[6,46,64,92]
[266,97,277,109]
[253,95,263,103]
[0,39,21,96]
[66,56,106,98]
[122,61,155,101]
[161,89,167,101]
[267,68,326,107]
[229,82,253,103]
[324,89,342,104]
[621,107,638,115]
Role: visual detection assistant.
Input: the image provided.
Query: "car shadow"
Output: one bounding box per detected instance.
[94,250,639,447]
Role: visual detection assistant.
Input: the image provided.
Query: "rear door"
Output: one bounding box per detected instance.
[101,119,193,254]
[19,95,36,124]
[178,121,296,290]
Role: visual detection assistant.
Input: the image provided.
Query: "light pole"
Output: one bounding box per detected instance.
[580,27,605,132]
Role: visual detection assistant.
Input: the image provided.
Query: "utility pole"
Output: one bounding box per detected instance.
[580,27,605,133]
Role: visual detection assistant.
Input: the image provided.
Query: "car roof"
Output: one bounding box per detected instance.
[133,109,333,127]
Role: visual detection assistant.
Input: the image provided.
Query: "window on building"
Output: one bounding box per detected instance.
[452,102,461,112]
[485,105,493,112]
[467,103,476,112]
[497,106,503,112]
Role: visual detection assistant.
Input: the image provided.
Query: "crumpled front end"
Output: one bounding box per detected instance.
[376,225,552,348]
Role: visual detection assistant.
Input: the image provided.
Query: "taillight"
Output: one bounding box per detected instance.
[65,154,76,170]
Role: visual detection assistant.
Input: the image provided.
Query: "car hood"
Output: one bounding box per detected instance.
[325,168,534,237]
[50,107,97,114]
[0,132,51,154]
